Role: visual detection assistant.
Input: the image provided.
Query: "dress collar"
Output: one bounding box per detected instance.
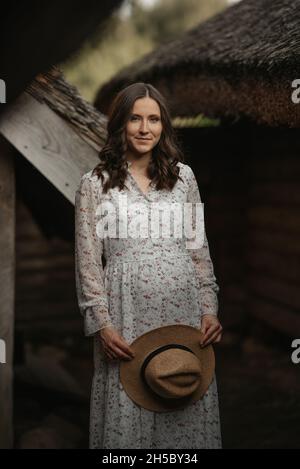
[125,160,155,199]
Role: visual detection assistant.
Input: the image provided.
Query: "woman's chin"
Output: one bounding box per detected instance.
[133,146,153,155]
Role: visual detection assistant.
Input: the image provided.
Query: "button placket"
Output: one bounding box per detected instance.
[126,161,153,200]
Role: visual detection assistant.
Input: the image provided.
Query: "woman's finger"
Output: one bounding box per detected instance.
[214,332,222,343]
[103,335,133,360]
[114,336,135,358]
[201,324,222,346]
[111,343,134,360]
[104,349,116,360]
[202,329,222,347]
[102,342,118,358]
[200,321,210,335]
[201,322,219,339]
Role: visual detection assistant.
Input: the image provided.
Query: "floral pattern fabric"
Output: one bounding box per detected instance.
[75,161,222,449]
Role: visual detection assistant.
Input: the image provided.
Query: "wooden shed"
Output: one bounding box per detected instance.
[94,0,300,338]
[95,0,300,127]
[1,0,300,448]
[0,66,109,448]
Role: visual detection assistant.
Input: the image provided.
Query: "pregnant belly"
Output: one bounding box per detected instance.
[104,254,201,330]
[137,254,197,298]
[135,254,201,327]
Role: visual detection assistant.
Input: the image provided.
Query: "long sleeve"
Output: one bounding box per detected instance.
[185,165,220,317]
[74,173,113,336]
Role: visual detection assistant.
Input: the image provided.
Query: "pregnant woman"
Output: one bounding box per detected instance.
[75,82,223,449]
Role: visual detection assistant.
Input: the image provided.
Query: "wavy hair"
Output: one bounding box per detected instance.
[92,82,185,194]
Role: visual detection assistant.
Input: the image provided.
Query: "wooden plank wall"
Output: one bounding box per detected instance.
[245,128,300,336]
[0,136,15,448]
[181,126,249,330]
[15,197,80,337]
[181,126,300,337]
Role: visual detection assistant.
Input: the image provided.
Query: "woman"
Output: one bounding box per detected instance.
[75,82,223,449]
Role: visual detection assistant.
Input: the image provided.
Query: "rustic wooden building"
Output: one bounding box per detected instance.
[95,0,300,127]
[1,0,300,449]
[94,0,300,338]
[0,66,109,448]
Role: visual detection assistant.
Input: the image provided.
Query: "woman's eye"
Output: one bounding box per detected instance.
[130,116,160,122]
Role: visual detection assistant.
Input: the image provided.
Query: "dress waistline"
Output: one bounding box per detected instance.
[105,251,191,266]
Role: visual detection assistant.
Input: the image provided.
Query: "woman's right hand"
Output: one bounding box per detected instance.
[99,326,135,361]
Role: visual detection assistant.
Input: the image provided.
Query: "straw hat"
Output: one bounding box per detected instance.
[120,324,215,412]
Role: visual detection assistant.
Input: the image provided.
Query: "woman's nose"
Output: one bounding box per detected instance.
[139,119,149,133]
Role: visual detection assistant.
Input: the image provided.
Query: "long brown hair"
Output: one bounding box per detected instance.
[92,82,185,193]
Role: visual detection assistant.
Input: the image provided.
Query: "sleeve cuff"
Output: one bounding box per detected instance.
[84,306,113,337]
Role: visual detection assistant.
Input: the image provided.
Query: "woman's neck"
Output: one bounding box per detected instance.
[126,152,152,173]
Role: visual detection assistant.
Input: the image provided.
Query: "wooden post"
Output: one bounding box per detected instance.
[0,135,15,448]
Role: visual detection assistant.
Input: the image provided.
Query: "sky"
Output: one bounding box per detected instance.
[139,0,241,6]
[119,0,241,19]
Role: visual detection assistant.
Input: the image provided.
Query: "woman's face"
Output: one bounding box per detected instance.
[125,97,163,156]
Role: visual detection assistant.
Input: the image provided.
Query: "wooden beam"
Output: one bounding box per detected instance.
[0,92,100,206]
[0,136,15,448]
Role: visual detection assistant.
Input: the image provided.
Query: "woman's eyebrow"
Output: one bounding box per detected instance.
[131,113,160,117]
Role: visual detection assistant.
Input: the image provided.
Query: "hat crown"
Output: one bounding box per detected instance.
[144,347,202,399]
[120,324,215,412]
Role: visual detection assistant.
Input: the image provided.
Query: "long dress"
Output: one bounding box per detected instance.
[74,160,222,449]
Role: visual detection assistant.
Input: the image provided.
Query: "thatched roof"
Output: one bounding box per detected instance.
[0,66,108,240]
[95,0,300,127]
[26,66,108,151]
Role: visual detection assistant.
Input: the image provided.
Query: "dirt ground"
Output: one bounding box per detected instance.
[13,321,300,449]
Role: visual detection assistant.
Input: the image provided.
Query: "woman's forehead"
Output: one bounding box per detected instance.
[132,97,161,115]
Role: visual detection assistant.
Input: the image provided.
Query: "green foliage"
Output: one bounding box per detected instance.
[172,114,220,128]
[59,0,227,110]
[131,0,227,45]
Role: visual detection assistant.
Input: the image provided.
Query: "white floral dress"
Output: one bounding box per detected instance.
[75,161,222,449]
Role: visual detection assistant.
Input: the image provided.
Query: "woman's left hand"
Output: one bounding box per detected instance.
[199,314,223,347]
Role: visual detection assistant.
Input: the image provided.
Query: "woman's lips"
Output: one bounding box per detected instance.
[136,138,152,144]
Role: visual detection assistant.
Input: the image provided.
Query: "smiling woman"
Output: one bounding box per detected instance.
[122,95,163,180]
[75,82,222,449]
[91,82,184,194]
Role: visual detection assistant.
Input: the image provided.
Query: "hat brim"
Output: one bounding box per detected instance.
[120,324,215,412]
